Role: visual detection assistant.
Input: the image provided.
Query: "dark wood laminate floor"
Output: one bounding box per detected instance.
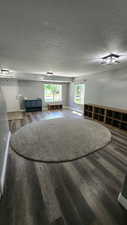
[0,110,127,225]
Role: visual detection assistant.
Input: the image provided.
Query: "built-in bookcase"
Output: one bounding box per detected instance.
[84,104,127,131]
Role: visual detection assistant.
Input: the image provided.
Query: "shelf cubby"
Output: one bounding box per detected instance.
[122,113,127,122]
[112,120,121,128]
[94,107,100,114]
[113,111,122,120]
[84,105,89,111]
[98,115,104,122]
[84,104,93,112]
[84,104,127,132]
[93,113,99,120]
[106,118,112,125]
[99,108,105,115]
[121,123,127,131]
[84,111,89,117]
[88,112,92,118]
[88,105,93,112]
[107,110,113,117]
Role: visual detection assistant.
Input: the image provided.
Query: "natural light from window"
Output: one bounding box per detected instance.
[44,84,62,103]
[74,83,85,104]
[72,111,82,116]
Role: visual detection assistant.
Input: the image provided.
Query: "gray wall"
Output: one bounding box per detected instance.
[85,67,127,109]
[2,65,127,113]
[0,79,20,112]
[0,79,69,112]
[18,80,69,108]
[69,67,127,111]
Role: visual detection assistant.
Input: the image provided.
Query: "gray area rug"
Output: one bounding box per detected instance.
[11,118,111,163]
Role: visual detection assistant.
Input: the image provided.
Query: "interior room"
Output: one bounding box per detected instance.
[0,0,127,224]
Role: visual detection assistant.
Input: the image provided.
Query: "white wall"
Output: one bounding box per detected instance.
[18,80,69,109]
[2,66,127,112]
[18,80,43,103]
[85,67,127,109]
[97,79,127,109]
[0,79,20,112]
[0,79,69,112]
[69,66,127,111]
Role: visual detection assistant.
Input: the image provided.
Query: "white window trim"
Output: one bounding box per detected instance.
[74,83,85,105]
[44,84,62,103]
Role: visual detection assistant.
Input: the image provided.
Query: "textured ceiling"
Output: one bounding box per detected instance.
[0,0,127,78]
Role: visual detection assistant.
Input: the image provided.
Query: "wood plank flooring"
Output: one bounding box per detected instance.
[0,110,127,225]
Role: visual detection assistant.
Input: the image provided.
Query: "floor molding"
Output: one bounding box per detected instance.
[0,131,11,197]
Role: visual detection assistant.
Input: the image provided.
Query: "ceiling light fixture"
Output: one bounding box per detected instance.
[43,71,55,81]
[46,71,54,75]
[0,65,9,74]
[0,65,15,78]
[101,53,120,65]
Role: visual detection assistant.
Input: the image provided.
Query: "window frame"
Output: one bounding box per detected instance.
[74,83,85,105]
[44,83,62,103]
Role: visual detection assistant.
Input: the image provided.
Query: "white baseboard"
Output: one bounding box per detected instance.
[118,193,127,210]
[0,131,11,197]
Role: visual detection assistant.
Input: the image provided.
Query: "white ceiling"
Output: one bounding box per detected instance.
[0,0,127,78]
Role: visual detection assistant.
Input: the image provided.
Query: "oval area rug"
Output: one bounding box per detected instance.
[11,118,111,163]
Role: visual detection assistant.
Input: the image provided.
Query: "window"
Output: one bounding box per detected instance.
[44,84,62,102]
[74,83,85,104]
